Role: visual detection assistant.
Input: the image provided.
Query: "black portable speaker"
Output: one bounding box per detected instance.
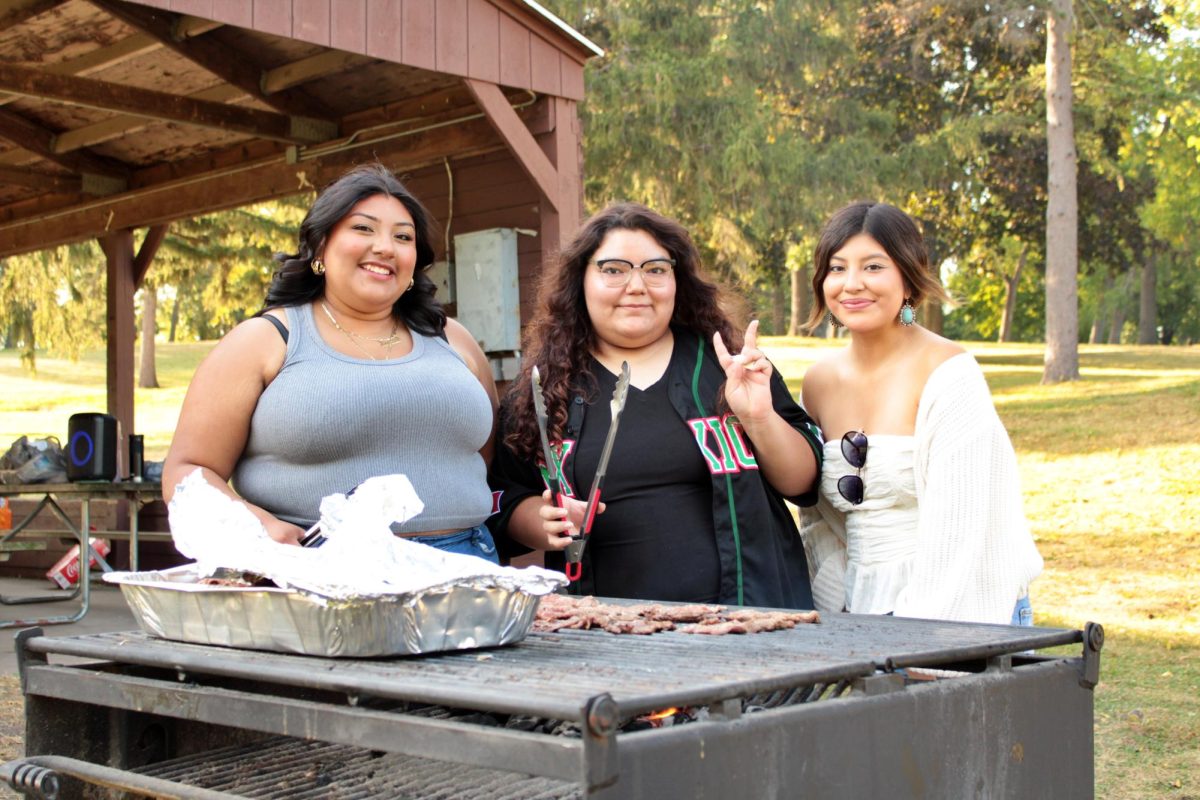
[67,413,118,482]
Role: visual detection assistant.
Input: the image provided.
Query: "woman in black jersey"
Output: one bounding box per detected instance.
[488,203,823,608]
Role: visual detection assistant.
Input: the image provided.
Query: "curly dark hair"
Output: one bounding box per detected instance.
[503,202,739,461]
[804,201,950,332]
[261,162,446,337]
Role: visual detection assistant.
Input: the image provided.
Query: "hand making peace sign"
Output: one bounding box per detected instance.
[713,319,775,425]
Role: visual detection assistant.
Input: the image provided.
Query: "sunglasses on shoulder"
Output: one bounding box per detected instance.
[838,430,868,505]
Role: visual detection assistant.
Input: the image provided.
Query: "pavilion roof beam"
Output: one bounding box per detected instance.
[0,164,80,193]
[89,0,333,121]
[0,106,130,188]
[48,84,244,155]
[260,50,375,95]
[0,16,219,112]
[0,64,337,145]
[0,112,522,256]
[0,0,67,29]
[48,52,372,156]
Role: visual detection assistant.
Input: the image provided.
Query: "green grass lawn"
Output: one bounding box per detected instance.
[3,338,1198,797]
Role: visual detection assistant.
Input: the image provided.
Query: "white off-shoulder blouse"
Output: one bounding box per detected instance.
[800,353,1044,625]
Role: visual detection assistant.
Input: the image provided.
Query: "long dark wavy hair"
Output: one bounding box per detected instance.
[503,202,738,461]
[804,201,950,332]
[262,162,446,337]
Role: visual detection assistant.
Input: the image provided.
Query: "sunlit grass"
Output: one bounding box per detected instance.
[1,344,207,460]
[3,337,1199,797]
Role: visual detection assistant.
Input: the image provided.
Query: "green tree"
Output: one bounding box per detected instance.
[0,242,106,370]
[153,202,304,342]
[1124,0,1200,344]
[555,0,895,329]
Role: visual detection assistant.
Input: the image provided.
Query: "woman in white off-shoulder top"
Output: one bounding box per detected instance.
[799,202,1042,625]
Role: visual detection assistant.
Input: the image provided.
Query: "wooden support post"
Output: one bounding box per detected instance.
[100,228,135,479]
[133,224,168,288]
[464,78,561,213]
[464,79,582,264]
[537,96,582,265]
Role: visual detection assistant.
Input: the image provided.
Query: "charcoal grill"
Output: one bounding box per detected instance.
[4,610,1101,798]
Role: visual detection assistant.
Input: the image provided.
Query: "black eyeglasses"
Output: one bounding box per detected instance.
[837,430,868,505]
[593,258,676,288]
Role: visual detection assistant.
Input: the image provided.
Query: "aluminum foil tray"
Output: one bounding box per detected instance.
[104,565,543,657]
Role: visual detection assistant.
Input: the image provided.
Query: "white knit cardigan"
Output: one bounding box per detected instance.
[800,352,1044,624]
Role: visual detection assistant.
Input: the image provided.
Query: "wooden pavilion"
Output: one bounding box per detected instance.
[0,0,600,470]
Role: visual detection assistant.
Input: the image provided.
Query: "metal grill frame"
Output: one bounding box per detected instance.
[9,612,1102,799]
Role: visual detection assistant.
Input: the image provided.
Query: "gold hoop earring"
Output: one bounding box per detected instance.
[407,278,415,292]
[311,258,325,276]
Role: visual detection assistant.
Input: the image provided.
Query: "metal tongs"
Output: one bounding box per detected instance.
[297,483,365,548]
[532,361,631,582]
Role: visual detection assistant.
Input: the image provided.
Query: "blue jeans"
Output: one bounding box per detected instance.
[1011,595,1033,627]
[408,524,499,565]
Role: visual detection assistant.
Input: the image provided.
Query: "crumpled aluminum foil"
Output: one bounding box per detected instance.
[165,469,567,599]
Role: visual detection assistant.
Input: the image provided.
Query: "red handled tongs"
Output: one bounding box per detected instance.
[561,361,630,582]
[531,365,566,511]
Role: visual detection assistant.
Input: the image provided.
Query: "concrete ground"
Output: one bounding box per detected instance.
[0,576,136,674]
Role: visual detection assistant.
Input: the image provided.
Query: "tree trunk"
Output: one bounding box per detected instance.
[1107,304,1125,344]
[1088,272,1113,343]
[771,279,785,336]
[1107,268,1134,344]
[1042,0,1081,383]
[999,244,1028,343]
[920,302,942,335]
[168,291,180,343]
[18,316,35,371]
[788,266,808,336]
[138,283,159,389]
[1137,253,1157,344]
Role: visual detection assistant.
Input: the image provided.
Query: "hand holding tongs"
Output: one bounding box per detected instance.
[299,522,326,548]
[297,483,364,548]
[533,362,631,582]
[531,365,566,514]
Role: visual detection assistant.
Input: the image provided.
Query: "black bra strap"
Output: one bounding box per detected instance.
[260,313,289,344]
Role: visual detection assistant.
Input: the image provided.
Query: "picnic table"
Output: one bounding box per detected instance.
[0,481,163,629]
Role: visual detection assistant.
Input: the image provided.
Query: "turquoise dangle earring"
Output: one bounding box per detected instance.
[899,298,916,326]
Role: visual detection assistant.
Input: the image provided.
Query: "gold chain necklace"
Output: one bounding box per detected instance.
[320,302,403,360]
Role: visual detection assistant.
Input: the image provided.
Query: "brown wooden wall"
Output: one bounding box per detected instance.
[130,0,587,100]
[406,148,544,328]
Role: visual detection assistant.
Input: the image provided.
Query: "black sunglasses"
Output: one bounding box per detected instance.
[837,430,868,505]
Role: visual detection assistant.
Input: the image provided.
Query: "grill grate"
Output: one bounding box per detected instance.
[134,736,581,800]
[28,613,1077,722]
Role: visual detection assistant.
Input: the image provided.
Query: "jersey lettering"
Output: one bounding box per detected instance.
[723,415,759,470]
[688,416,756,474]
[538,439,577,497]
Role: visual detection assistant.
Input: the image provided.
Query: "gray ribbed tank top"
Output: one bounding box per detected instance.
[232,304,493,532]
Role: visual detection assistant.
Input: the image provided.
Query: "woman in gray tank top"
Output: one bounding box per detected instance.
[163,164,501,563]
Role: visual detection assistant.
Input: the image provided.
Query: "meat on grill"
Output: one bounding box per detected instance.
[680,610,821,635]
[533,594,819,635]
